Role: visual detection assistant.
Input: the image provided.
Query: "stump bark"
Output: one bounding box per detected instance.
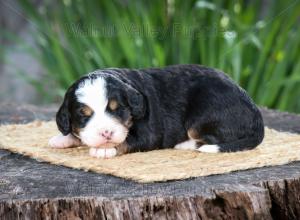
[0,103,300,220]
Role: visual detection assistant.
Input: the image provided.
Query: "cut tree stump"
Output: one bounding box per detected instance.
[0,103,300,220]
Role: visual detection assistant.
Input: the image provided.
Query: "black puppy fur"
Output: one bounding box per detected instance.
[56,64,264,153]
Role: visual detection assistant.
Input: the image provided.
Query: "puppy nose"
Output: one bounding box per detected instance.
[101,130,113,139]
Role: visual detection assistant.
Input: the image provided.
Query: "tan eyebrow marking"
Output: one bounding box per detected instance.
[80,105,93,116]
[108,99,118,111]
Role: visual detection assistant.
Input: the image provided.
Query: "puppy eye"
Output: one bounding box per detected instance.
[108,99,118,111]
[80,105,93,116]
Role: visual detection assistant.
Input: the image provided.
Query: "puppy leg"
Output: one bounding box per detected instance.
[183,125,258,153]
[174,127,220,153]
[48,134,81,148]
[188,128,221,153]
[174,139,220,153]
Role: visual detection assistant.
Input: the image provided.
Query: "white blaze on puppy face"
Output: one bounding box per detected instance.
[75,77,128,147]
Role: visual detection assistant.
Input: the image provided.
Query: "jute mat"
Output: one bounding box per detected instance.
[0,121,300,183]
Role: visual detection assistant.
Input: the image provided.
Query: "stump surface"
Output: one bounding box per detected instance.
[1,103,300,219]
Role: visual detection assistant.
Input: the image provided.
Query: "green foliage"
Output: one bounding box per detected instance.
[13,0,300,112]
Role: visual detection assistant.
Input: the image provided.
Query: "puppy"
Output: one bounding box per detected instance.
[49,64,264,158]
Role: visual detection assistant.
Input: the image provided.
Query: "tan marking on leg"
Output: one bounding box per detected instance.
[187,128,207,145]
[115,142,130,156]
[187,128,199,139]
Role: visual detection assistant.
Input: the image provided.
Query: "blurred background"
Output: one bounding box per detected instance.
[1,0,300,113]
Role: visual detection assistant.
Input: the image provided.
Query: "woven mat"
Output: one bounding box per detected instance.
[0,121,300,183]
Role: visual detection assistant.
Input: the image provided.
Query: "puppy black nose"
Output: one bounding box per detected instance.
[101,130,113,140]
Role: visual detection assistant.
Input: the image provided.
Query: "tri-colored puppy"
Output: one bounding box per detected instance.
[49,64,264,158]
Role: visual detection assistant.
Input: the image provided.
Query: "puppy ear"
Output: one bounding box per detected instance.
[126,86,145,120]
[56,91,72,135]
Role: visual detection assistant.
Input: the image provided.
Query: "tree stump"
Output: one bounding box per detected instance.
[0,103,300,219]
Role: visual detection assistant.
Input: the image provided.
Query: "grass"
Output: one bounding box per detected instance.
[4,0,300,112]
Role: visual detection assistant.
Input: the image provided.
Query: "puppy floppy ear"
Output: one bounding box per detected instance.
[56,91,72,135]
[125,86,145,120]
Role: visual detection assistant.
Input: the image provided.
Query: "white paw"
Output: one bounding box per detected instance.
[89,147,117,158]
[197,144,220,153]
[48,134,81,148]
[174,139,197,150]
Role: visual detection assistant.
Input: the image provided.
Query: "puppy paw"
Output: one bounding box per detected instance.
[89,147,117,158]
[48,134,81,148]
[197,144,220,153]
[174,139,197,150]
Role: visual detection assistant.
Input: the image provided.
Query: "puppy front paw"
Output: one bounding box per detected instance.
[89,147,117,158]
[48,134,81,148]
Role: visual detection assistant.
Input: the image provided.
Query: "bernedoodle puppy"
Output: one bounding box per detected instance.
[48,64,264,158]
